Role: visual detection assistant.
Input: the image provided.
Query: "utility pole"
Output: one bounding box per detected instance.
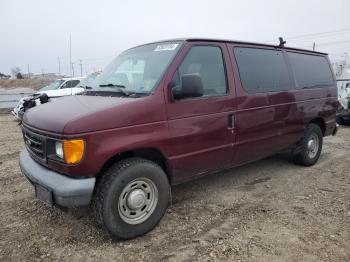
[344,52,348,65]
[27,64,30,79]
[79,59,83,76]
[72,62,75,77]
[69,34,72,77]
[312,42,316,51]
[58,57,61,76]
[41,68,44,77]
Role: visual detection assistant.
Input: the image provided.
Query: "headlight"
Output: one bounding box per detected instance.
[55,139,85,164]
[55,141,64,159]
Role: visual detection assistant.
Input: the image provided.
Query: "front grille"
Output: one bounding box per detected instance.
[22,127,46,162]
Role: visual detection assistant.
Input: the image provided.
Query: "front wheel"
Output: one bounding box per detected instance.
[94,158,170,239]
[336,116,345,125]
[293,123,323,166]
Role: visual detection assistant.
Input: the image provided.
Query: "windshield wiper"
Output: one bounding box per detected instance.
[302,84,330,89]
[98,83,128,96]
[81,90,128,97]
[99,84,126,88]
[80,84,148,98]
[125,91,149,97]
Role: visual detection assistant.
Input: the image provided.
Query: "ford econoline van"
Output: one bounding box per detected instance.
[19,38,338,239]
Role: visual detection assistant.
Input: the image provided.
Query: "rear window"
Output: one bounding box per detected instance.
[287,52,334,89]
[234,47,290,93]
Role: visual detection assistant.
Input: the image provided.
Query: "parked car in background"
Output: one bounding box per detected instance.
[336,79,350,125]
[19,38,337,240]
[37,77,85,96]
[12,76,92,119]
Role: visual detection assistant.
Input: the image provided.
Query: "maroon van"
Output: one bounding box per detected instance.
[19,38,338,239]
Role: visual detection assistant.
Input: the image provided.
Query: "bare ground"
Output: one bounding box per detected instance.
[0,78,57,90]
[0,113,349,262]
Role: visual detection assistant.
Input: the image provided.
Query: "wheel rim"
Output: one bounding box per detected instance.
[307,133,319,159]
[118,178,158,225]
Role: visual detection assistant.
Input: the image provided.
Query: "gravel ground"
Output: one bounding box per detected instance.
[0,113,349,261]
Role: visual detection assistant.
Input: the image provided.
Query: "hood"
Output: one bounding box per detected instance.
[23,94,165,134]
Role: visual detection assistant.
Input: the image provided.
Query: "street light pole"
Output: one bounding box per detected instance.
[79,59,83,76]
[58,57,61,76]
[69,34,72,77]
[27,64,30,78]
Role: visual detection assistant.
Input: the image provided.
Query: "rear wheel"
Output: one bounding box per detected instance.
[94,158,170,239]
[293,123,323,166]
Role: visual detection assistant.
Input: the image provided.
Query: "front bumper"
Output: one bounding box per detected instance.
[19,150,96,207]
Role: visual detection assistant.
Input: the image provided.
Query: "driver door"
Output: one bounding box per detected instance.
[165,42,236,182]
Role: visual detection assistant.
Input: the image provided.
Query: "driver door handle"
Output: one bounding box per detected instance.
[228,114,235,130]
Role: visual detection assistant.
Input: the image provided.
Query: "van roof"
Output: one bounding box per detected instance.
[61,77,85,81]
[146,38,328,56]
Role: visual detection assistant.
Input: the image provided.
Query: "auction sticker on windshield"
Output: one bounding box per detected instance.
[154,43,179,51]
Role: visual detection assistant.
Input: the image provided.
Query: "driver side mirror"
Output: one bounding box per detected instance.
[172,73,204,100]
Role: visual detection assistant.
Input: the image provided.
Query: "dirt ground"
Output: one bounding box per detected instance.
[0,113,349,262]
[0,78,57,90]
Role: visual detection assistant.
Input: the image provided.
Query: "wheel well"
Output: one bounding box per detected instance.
[98,148,172,183]
[309,118,325,135]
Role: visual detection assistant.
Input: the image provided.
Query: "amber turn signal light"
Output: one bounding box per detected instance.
[63,139,85,164]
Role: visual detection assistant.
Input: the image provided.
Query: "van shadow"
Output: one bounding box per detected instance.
[68,151,294,222]
[65,151,296,242]
[171,151,294,205]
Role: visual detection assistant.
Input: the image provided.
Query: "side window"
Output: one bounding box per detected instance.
[287,52,334,89]
[234,47,290,93]
[172,45,227,97]
[61,80,80,89]
[60,81,68,89]
[70,80,80,87]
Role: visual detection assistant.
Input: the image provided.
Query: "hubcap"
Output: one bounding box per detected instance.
[118,178,158,225]
[307,133,319,159]
[127,189,146,210]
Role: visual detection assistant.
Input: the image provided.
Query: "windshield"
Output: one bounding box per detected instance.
[40,79,65,91]
[89,41,182,95]
[78,73,100,87]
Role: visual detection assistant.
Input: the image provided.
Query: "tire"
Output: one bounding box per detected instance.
[336,116,345,125]
[94,158,170,239]
[293,123,323,166]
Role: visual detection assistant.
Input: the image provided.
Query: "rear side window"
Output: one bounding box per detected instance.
[287,52,334,89]
[234,47,290,93]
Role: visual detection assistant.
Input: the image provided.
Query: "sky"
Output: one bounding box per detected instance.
[0,0,349,76]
